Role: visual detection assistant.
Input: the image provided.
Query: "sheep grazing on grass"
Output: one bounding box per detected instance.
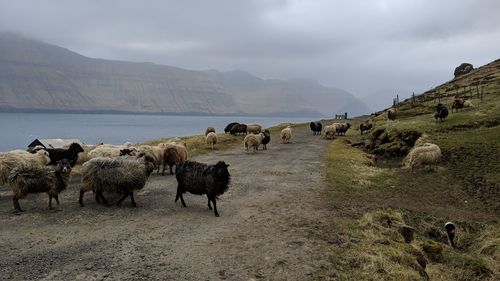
[280,126,292,143]
[205,127,216,136]
[435,103,449,123]
[359,121,373,135]
[79,155,155,207]
[335,122,351,136]
[323,125,337,139]
[0,150,51,186]
[451,98,465,113]
[175,160,230,217]
[162,143,188,175]
[45,142,84,167]
[402,143,442,172]
[387,108,397,120]
[224,122,239,134]
[8,159,72,212]
[310,122,322,135]
[261,130,271,150]
[230,124,247,135]
[243,133,263,153]
[246,123,262,134]
[206,132,218,150]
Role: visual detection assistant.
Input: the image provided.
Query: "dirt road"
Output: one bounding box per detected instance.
[0,126,337,280]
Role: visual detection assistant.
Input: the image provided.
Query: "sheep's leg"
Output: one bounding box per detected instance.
[116,192,129,206]
[175,189,187,208]
[98,191,108,204]
[95,191,101,203]
[129,192,137,207]
[170,165,174,175]
[207,196,212,210]
[49,195,53,209]
[13,196,24,212]
[79,190,85,207]
[54,195,60,206]
[209,195,219,217]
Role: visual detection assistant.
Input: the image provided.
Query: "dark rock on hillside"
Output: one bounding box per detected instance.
[454,63,474,77]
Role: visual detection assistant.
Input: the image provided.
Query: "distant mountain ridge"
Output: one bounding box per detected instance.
[0,32,369,117]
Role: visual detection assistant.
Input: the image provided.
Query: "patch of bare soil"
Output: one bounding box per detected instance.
[0,126,338,280]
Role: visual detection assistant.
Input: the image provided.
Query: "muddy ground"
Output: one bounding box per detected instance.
[0,126,340,281]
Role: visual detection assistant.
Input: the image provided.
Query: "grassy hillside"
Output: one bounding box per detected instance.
[321,59,499,280]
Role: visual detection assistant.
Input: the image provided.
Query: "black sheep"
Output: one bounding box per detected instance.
[175,160,230,217]
[46,143,84,167]
[229,124,247,135]
[435,103,449,123]
[261,130,271,150]
[309,122,322,135]
[336,123,351,136]
[359,122,373,135]
[224,122,239,133]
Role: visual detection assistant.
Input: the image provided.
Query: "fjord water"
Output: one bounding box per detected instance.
[0,113,314,152]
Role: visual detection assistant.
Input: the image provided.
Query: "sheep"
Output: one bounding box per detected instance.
[246,123,262,134]
[8,159,72,212]
[463,100,475,108]
[435,103,449,123]
[280,126,292,144]
[261,130,271,150]
[205,127,216,136]
[310,122,322,135]
[359,121,373,135]
[402,143,442,172]
[174,160,231,217]
[230,123,247,135]
[387,108,397,120]
[224,122,239,134]
[451,97,465,113]
[79,155,155,207]
[162,143,188,175]
[206,132,218,150]
[45,142,84,167]
[335,122,351,136]
[243,133,262,153]
[323,125,336,139]
[88,145,123,159]
[0,149,51,186]
[135,145,164,173]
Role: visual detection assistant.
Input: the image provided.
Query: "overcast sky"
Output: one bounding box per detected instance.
[1,0,499,110]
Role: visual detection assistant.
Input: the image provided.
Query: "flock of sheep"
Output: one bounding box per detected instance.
[0,105,463,215]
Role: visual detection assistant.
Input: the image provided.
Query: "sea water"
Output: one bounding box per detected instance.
[0,113,315,152]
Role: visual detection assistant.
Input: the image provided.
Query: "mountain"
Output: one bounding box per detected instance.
[0,32,369,117]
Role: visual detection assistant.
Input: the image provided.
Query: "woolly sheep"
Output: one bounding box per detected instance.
[206,132,218,150]
[323,125,336,139]
[402,143,442,172]
[309,122,322,135]
[280,126,292,143]
[161,143,188,175]
[463,100,475,108]
[261,130,271,150]
[334,122,351,136]
[136,145,164,173]
[174,160,231,217]
[451,98,465,113]
[246,123,262,134]
[0,150,50,186]
[8,159,72,212]
[88,145,123,159]
[387,108,397,120]
[243,133,262,153]
[359,121,373,135]
[45,142,84,167]
[205,127,216,136]
[230,124,247,135]
[435,103,449,123]
[224,122,239,134]
[79,155,155,207]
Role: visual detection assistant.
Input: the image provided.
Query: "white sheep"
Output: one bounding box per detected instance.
[244,133,263,153]
[0,150,50,186]
[135,145,164,173]
[463,100,475,108]
[206,132,218,150]
[87,146,124,158]
[402,143,442,172]
[280,126,292,144]
[323,125,337,139]
[160,142,188,175]
[246,123,262,134]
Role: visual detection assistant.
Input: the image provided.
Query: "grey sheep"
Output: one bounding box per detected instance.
[174,160,231,217]
[8,159,72,212]
[79,155,155,207]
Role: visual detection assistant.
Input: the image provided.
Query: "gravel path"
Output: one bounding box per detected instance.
[0,125,336,281]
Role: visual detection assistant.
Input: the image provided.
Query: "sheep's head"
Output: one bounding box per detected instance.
[55,159,72,174]
[214,161,230,179]
[70,143,84,153]
[120,148,136,156]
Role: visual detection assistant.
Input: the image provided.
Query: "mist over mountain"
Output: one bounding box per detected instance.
[0,33,369,117]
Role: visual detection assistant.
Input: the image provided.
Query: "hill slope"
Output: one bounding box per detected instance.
[0,32,369,116]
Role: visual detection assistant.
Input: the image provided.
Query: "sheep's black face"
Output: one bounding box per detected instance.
[120,148,134,156]
[214,161,230,179]
[71,143,84,153]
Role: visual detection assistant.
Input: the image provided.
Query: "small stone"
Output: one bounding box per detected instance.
[374,239,390,245]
